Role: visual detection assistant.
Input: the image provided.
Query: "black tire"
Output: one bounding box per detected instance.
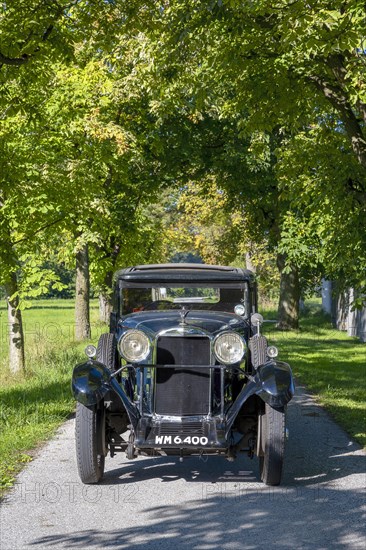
[96,333,118,371]
[259,403,286,486]
[75,333,117,484]
[75,402,106,484]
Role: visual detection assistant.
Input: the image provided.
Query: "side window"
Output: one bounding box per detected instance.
[213,288,245,312]
[121,288,153,315]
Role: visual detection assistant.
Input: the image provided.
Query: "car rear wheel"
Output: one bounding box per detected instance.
[96,333,118,371]
[259,403,286,486]
[75,402,106,484]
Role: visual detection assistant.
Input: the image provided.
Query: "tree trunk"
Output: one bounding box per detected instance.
[347,288,357,337]
[99,291,112,324]
[4,272,25,374]
[335,289,349,331]
[357,305,366,343]
[75,244,91,340]
[276,253,300,330]
[99,270,114,324]
[245,250,256,273]
[321,279,332,315]
[99,292,112,324]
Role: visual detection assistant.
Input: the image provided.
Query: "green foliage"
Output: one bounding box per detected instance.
[154,0,366,138]
[1,0,365,341]
[144,182,281,299]
[140,0,366,298]
[277,119,366,296]
[0,28,168,308]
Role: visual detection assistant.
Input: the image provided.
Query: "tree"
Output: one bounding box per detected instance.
[0,49,114,357]
[146,181,281,305]
[0,15,177,355]
[276,116,366,302]
[0,126,67,372]
[132,0,366,317]
[1,0,364,357]
[149,1,365,168]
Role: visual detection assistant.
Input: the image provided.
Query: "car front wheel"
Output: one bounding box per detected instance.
[75,402,106,484]
[259,403,286,486]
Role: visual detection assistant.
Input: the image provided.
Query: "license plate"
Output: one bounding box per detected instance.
[155,435,208,446]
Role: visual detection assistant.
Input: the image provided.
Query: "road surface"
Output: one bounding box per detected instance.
[1,384,365,549]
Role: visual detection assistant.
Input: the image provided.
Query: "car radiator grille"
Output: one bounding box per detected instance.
[155,422,205,436]
[155,336,210,415]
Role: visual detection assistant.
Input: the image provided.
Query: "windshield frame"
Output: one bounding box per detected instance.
[119,281,250,317]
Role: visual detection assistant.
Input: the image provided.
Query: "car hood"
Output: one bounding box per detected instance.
[118,310,248,337]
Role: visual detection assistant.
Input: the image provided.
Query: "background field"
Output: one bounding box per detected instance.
[0,299,365,497]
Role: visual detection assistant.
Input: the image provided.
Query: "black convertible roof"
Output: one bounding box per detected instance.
[115,264,255,285]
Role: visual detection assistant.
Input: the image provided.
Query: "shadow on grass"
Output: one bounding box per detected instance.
[27,304,99,310]
[26,305,75,310]
[1,378,73,410]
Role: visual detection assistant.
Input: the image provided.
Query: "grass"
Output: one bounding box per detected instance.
[0,299,107,497]
[0,298,364,497]
[262,301,366,448]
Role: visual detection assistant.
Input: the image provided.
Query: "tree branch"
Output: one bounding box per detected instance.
[308,74,366,170]
[0,52,29,66]
[12,215,66,245]
[327,53,366,124]
[0,0,79,69]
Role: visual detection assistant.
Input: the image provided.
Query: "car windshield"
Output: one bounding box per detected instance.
[121,286,247,315]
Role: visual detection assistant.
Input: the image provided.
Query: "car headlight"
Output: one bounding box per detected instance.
[267,345,278,358]
[118,330,151,363]
[234,304,246,316]
[214,332,246,365]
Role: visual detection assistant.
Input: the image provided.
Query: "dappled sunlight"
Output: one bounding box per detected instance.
[1,384,365,550]
[26,483,365,550]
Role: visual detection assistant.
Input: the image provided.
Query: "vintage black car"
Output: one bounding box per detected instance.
[72,264,294,485]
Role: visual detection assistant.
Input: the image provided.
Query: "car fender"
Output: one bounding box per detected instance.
[71,360,140,429]
[225,360,294,437]
[255,360,295,408]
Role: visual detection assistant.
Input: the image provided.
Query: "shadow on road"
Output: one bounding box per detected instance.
[28,385,365,549]
[94,383,365,489]
[28,485,365,549]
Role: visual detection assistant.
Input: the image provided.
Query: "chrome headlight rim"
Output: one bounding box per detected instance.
[118,329,151,363]
[213,331,246,365]
[234,303,246,317]
[267,345,278,359]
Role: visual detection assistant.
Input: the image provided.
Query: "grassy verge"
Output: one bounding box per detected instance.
[0,299,107,497]
[263,302,366,448]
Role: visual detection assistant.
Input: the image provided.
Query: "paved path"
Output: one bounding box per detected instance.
[1,385,365,550]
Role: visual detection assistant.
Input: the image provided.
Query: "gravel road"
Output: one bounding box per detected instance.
[1,384,365,550]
